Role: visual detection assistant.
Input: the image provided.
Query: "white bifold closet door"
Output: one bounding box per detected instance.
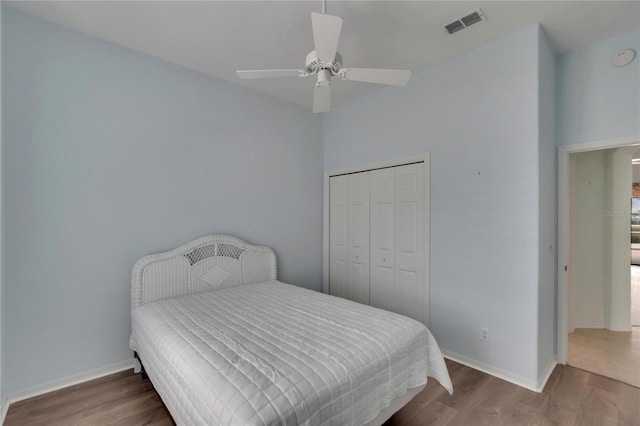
[329,162,427,324]
[329,172,370,305]
[370,163,425,323]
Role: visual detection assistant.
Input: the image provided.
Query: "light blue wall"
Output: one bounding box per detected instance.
[556,29,640,146]
[1,8,323,394]
[324,25,543,383]
[537,27,556,381]
[3,3,636,399]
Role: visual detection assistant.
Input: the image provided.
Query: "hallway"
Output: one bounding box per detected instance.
[568,327,640,387]
[569,267,640,387]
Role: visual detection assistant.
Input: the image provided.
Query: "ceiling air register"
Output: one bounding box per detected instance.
[444,9,487,35]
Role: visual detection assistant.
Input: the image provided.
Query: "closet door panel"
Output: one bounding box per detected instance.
[372,265,394,312]
[370,168,396,310]
[397,269,421,320]
[376,202,394,251]
[348,172,370,305]
[330,160,428,325]
[397,203,417,253]
[329,175,350,299]
[395,163,425,323]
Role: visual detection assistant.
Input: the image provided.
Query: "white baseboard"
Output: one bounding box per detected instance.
[608,324,633,332]
[537,357,557,392]
[1,395,9,426]
[572,323,632,332]
[2,358,135,419]
[572,321,605,329]
[442,350,551,393]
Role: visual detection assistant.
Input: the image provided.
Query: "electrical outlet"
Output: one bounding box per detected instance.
[480,328,489,341]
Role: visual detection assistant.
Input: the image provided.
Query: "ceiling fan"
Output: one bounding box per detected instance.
[236,1,412,113]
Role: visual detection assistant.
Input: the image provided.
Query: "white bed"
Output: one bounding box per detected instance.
[130,235,452,426]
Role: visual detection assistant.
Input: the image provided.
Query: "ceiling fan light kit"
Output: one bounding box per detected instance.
[236,5,412,113]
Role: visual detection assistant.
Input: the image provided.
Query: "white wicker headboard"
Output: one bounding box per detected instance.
[131,235,277,310]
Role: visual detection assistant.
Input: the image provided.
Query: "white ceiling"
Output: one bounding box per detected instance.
[6,1,640,110]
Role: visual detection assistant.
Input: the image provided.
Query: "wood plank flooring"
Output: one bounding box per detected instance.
[568,327,640,388]
[5,360,640,425]
[4,370,173,426]
[390,360,640,426]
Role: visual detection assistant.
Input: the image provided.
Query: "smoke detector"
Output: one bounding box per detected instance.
[444,9,487,35]
[612,49,636,67]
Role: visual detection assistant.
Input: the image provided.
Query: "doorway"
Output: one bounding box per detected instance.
[631,166,640,328]
[558,137,640,388]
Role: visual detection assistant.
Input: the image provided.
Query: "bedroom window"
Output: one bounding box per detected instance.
[632,198,640,227]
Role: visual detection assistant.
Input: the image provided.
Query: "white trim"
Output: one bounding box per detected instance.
[571,321,607,329]
[442,350,541,393]
[2,359,134,415]
[322,170,330,294]
[557,145,570,364]
[557,134,640,365]
[558,135,640,154]
[424,155,431,325]
[322,153,431,325]
[1,395,9,425]
[608,324,633,332]
[537,357,558,392]
[569,322,633,331]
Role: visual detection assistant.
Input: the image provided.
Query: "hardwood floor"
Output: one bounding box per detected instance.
[5,360,640,425]
[389,360,639,426]
[4,370,173,426]
[568,327,640,388]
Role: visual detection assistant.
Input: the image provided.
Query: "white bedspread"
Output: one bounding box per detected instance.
[130,280,452,426]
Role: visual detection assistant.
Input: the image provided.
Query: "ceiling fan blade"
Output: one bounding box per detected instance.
[311,12,343,63]
[339,68,412,86]
[236,69,306,80]
[312,83,331,113]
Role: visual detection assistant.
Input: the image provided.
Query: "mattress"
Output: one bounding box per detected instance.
[130,280,452,426]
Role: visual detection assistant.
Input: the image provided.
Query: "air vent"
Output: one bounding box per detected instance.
[444,9,486,35]
[444,20,465,35]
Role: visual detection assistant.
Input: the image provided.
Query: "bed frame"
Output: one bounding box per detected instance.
[130,235,424,426]
[131,234,276,310]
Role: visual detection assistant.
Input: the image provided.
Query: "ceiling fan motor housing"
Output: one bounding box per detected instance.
[306,50,342,75]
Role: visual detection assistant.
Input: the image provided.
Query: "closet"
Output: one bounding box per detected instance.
[328,162,428,324]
